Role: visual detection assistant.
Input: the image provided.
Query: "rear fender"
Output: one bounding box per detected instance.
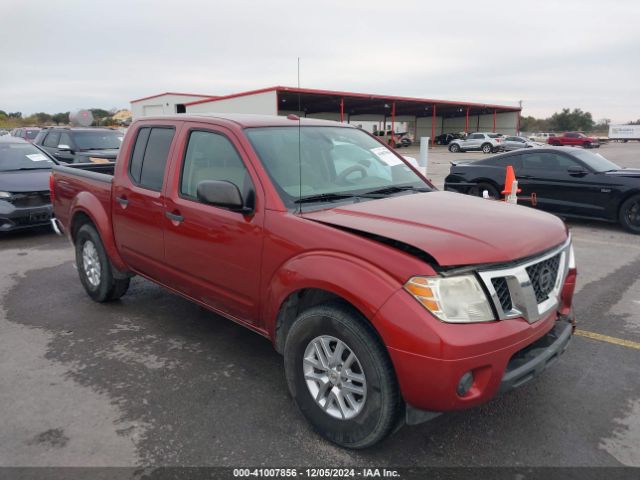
[70,192,128,272]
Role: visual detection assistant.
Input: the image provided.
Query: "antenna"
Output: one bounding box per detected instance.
[297,57,302,213]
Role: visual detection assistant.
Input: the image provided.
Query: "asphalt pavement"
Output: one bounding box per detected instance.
[0,142,638,467]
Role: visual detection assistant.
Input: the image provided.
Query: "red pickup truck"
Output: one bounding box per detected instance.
[51,114,577,448]
[548,132,600,148]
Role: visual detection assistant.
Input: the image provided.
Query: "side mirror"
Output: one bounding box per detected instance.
[57,144,71,151]
[568,165,588,176]
[196,180,251,213]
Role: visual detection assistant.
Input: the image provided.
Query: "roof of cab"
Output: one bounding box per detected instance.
[135,113,353,128]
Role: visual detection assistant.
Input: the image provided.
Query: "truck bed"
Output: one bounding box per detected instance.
[52,163,115,233]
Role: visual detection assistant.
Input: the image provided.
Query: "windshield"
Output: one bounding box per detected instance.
[73,131,123,150]
[0,143,54,171]
[245,126,431,208]
[572,150,620,172]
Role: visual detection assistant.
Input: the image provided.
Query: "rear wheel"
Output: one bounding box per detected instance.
[481,143,493,154]
[284,303,400,449]
[619,194,640,234]
[449,143,461,153]
[468,182,500,199]
[75,224,130,302]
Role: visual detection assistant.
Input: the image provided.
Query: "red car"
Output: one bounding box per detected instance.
[51,114,577,448]
[548,132,600,148]
[11,127,41,143]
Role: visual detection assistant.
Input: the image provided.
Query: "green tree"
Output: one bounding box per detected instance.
[51,112,70,125]
[549,108,594,132]
[33,112,52,124]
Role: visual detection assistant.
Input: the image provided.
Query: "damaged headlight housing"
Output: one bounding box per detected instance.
[404,275,495,323]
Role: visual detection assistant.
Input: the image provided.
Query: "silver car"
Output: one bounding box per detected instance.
[501,136,538,151]
[448,132,502,154]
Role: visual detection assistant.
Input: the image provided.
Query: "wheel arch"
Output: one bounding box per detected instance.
[69,195,128,272]
[616,189,640,218]
[266,253,400,354]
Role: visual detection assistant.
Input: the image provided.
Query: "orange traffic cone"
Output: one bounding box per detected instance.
[501,165,522,196]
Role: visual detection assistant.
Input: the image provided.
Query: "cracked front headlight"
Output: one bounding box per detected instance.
[404,275,495,323]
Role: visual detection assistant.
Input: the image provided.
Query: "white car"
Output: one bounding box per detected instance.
[448,133,502,154]
[529,132,557,142]
[501,136,541,151]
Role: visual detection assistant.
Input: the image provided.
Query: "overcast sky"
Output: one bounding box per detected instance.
[2,0,639,122]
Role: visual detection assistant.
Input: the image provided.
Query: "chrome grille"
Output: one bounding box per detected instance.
[477,238,571,324]
[526,254,561,303]
[491,277,512,312]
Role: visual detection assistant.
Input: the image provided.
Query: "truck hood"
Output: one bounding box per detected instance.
[301,191,567,267]
[605,168,640,178]
[0,169,51,193]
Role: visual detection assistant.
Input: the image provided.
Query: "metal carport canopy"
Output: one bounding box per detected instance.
[184,86,522,141]
[273,86,519,119]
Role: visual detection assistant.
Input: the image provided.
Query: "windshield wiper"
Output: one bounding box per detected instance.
[359,185,429,197]
[294,192,358,204]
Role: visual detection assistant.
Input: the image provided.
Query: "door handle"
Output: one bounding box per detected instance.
[116,196,129,207]
[165,211,184,223]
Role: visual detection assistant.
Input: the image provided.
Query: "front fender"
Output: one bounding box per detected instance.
[70,192,128,272]
[263,250,402,344]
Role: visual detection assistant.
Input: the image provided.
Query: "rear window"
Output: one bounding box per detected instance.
[128,127,175,190]
[72,130,123,150]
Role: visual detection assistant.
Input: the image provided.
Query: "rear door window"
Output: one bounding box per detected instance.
[128,126,175,190]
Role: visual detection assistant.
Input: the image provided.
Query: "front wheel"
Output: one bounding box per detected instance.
[449,143,461,153]
[284,303,401,449]
[75,224,130,302]
[583,142,591,149]
[619,194,640,234]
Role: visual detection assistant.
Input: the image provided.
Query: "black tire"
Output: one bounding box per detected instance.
[583,141,591,149]
[449,143,460,153]
[284,302,401,449]
[619,194,640,234]
[481,143,493,154]
[468,182,500,199]
[75,224,130,302]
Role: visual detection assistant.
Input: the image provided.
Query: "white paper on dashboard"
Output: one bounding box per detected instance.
[370,147,402,166]
[26,153,48,161]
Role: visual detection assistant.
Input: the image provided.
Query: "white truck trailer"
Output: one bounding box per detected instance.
[608,124,640,142]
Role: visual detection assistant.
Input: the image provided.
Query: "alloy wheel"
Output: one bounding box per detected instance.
[303,335,367,420]
[82,240,101,287]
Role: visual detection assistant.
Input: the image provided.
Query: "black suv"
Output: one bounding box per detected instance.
[34,127,123,163]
